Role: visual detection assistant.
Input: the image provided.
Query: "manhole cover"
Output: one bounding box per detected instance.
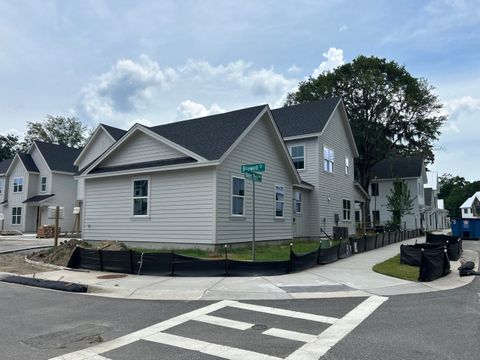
[96,274,127,279]
[251,324,268,331]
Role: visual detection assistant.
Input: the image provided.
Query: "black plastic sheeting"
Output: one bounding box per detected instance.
[419,247,451,282]
[317,246,339,264]
[227,259,290,276]
[425,233,463,261]
[1,276,88,292]
[400,243,445,267]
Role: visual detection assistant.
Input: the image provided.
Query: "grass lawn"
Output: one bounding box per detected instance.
[132,238,341,261]
[372,254,419,282]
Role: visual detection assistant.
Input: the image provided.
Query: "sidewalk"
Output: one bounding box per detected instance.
[0,234,58,254]
[6,235,477,301]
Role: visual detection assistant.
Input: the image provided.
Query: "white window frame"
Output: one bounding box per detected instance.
[132,177,150,217]
[294,190,302,214]
[289,144,306,171]
[13,177,23,193]
[12,206,22,225]
[231,176,245,216]
[274,184,285,218]
[40,176,47,192]
[323,146,334,173]
[342,199,351,221]
[345,156,350,175]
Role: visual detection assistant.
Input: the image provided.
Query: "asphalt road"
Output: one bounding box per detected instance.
[1,242,479,360]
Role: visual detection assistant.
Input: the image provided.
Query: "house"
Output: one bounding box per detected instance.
[460,191,480,219]
[368,156,427,230]
[0,141,81,233]
[423,171,449,230]
[78,98,359,247]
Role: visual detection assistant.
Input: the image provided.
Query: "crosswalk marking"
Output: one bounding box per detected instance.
[262,328,317,343]
[195,314,254,330]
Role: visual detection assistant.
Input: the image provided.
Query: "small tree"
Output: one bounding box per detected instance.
[386,178,415,230]
[0,134,19,161]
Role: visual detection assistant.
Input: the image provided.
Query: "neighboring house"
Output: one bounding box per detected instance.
[78,98,359,247]
[460,191,480,219]
[0,141,80,233]
[423,171,449,230]
[368,157,427,230]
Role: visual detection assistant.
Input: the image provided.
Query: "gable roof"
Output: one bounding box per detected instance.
[101,123,127,140]
[34,141,81,173]
[460,191,480,209]
[271,97,341,138]
[370,157,424,180]
[149,105,267,161]
[0,158,12,175]
[18,153,39,172]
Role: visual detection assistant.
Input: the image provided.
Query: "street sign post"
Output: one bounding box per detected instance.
[241,163,266,261]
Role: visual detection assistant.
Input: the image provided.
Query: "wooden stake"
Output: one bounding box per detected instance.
[54,205,59,247]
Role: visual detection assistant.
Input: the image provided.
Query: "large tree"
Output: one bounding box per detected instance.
[286,55,446,194]
[439,173,480,218]
[0,134,19,161]
[21,115,89,151]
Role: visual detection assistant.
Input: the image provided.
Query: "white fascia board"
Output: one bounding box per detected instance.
[283,133,322,141]
[51,170,76,176]
[73,125,107,166]
[83,160,218,179]
[293,183,315,191]
[5,154,24,176]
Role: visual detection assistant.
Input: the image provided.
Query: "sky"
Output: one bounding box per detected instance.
[0,0,479,180]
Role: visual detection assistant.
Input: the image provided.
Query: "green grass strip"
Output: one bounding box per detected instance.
[372,254,419,282]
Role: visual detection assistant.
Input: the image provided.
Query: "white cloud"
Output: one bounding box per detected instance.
[287,64,303,73]
[177,100,225,119]
[339,25,348,32]
[441,96,480,133]
[312,47,344,78]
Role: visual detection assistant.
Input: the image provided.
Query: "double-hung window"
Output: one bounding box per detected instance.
[345,156,350,175]
[290,145,305,170]
[294,191,302,214]
[231,177,245,216]
[12,207,22,225]
[40,176,47,192]
[275,185,285,217]
[343,199,351,221]
[133,179,149,216]
[13,177,23,192]
[371,183,379,196]
[323,146,334,173]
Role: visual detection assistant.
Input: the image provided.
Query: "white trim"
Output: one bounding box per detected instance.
[283,132,322,141]
[231,176,246,216]
[131,176,151,218]
[289,143,306,171]
[74,124,116,166]
[345,155,350,176]
[13,177,24,193]
[28,142,52,172]
[11,206,22,225]
[40,176,47,192]
[323,145,334,174]
[51,170,76,175]
[274,184,285,218]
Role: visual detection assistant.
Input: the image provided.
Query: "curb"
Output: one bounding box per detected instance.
[0,246,53,255]
[24,256,91,273]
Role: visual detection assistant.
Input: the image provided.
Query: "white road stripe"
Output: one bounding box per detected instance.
[286,295,388,359]
[195,314,254,330]
[227,301,339,324]
[145,331,283,360]
[262,328,317,343]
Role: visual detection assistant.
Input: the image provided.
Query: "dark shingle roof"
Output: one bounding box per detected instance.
[271,97,341,137]
[89,157,196,174]
[23,194,55,203]
[18,153,39,172]
[101,124,127,140]
[34,141,81,173]
[0,158,12,174]
[370,157,424,180]
[149,105,267,160]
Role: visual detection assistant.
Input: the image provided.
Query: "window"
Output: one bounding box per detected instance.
[13,177,23,193]
[343,199,351,221]
[373,210,380,224]
[294,191,302,213]
[345,156,350,175]
[12,207,22,225]
[371,183,379,196]
[40,176,47,192]
[323,146,334,173]
[290,145,305,170]
[275,185,285,217]
[231,177,245,216]
[132,179,149,216]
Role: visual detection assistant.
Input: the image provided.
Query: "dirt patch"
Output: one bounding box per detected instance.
[28,239,128,267]
[0,253,52,275]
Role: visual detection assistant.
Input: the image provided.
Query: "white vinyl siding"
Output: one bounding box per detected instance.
[231,177,245,216]
[13,177,23,192]
[12,207,22,225]
[0,179,3,194]
[290,145,305,170]
[133,179,149,216]
[40,176,47,192]
[76,129,116,171]
[323,146,334,173]
[275,185,285,217]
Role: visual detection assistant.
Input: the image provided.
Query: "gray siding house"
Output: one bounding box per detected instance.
[0,141,80,233]
[79,98,359,246]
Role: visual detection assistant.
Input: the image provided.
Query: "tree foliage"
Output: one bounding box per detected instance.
[439,173,480,218]
[385,178,415,230]
[0,134,19,161]
[286,55,446,192]
[21,115,89,151]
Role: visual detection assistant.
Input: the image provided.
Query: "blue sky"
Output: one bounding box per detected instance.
[1,0,479,180]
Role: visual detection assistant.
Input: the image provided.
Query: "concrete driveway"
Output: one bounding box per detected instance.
[0,234,56,253]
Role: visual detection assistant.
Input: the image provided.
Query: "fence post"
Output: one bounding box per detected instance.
[375,233,378,249]
[288,243,293,273]
[171,251,175,276]
[317,239,322,264]
[363,233,367,252]
[337,237,342,258]
[224,244,229,276]
[98,250,104,271]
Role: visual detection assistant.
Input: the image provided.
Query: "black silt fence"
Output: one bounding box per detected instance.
[134,252,173,276]
[400,243,445,267]
[227,259,290,276]
[317,245,339,264]
[426,233,463,261]
[291,249,319,272]
[172,254,228,277]
[337,239,352,259]
[419,247,451,282]
[375,233,383,249]
[365,235,376,251]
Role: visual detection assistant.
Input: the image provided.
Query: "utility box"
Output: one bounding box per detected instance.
[333,226,349,240]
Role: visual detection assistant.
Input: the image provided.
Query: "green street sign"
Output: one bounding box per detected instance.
[244,171,262,182]
[241,163,265,173]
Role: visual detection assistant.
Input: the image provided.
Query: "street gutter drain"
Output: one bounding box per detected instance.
[97,274,127,279]
[251,324,268,331]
